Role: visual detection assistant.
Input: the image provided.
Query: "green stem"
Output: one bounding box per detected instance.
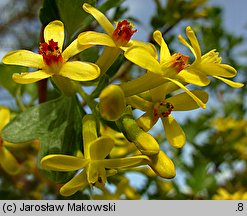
[15,87,26,112]
[77,87,98,115]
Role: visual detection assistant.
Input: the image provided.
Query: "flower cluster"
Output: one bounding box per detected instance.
[1,3,244,197]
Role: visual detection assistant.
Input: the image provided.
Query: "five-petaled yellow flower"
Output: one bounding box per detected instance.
[2,20,100,86]
[0,107,20,175]
[41,114,148,196]
[127,89,208,148]
[78,3,154,74]
[122,30,206,109]
[178,26,244,88]
[79,3,138,49]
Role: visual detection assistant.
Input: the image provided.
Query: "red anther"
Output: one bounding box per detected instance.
[38,39,63,66]
[112,20,137,46]
[170,53,189,73]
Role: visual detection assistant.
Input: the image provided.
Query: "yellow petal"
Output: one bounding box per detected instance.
[87,163,102,184]
[62,39,92,62]
[89,136,115,160]
[165,77,206,109]
[125,40,158,58]
[82,115,98,160]
[126,95,153,111]
[162,115,186,148]
[178,34,197,59]
[178,68,210,86]
[41,154,89,171]
[83,3,114,35]
[213,76,244,88]
[44,20,64,50]
[78,31,116,47]
[124,46,161,73]
[0,147,20,175]
[59,61,100,81]
[12,70,51,84]
[153,30,171,64]
[2,50,44,68]
[136,112,157,132]
[167,90,208,111]
[60,171,88,196]
[186,26,201,61]
[0,107,10,131]
[200,63,237,78]
[101,155,149,168]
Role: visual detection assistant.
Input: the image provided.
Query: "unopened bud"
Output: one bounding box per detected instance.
[117,106,160,155]
[147,150,176,179]
[99,85,126,121]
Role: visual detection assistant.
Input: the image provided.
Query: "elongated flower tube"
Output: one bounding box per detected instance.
[79,3,153,75]
[178,26,244,88]
[126,90,208,148]
[41,114,148,196]
[116,106,160,155]
[147,150,176,179]
[0,107,21,175]
[2,20,100,95]
[122,30,207,109]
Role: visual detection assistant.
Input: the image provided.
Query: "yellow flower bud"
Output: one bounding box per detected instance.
[117,106,160,155]
[99,85,126,121]
[147,150,176,179]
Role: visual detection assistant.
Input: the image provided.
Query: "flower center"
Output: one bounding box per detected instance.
[112,20,137,46]
[153,101,174,120]
[38,39,63,66]
[170,53,189,73]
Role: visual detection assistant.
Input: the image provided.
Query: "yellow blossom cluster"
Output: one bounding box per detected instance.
[1,3,243,197]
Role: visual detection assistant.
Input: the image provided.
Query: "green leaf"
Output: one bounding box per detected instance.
[0,64,26,96]
[39,0,96,44]
[2,95,84,183]
[56,0,96,43]
[39,0,60,26]
[79,47,99,63]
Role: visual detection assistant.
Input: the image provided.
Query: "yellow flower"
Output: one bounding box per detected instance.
[93,176,141,200]
[126,89,208,148]
[78,3,152,74]
[100,124,138,158]
[178,26,244,88]
[41,114,148,196]
[0,107,20,175]
[2,20,100,92]
[213,188,247,200]
[122,30,206,109]
[79,3,139,49]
